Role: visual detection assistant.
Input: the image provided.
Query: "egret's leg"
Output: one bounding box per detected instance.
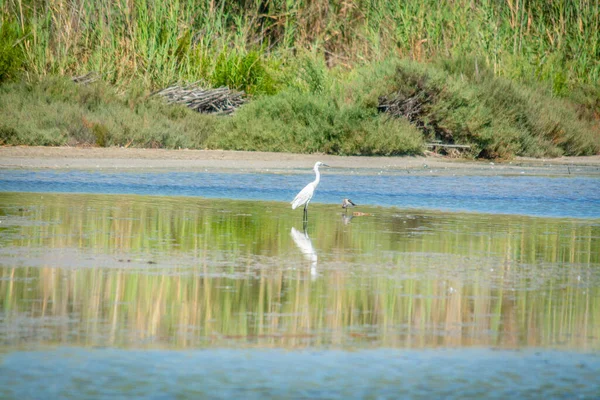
[303,205,308,222]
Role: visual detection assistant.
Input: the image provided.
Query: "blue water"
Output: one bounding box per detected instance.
[1,348,599,399]
[1,169,599,218]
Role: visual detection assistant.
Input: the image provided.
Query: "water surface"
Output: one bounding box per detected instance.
[1,168,599,398]
[1,169,599,217]
[1,348,599,399]
[1,192,598,350]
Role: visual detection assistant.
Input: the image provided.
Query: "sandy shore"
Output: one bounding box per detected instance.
[1,146,600,175]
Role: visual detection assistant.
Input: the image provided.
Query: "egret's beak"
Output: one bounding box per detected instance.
[322,163,330,167]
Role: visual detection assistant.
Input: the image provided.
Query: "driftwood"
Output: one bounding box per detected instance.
[426,143,471,149]
[153,84,246,115]
[425,141,471,157]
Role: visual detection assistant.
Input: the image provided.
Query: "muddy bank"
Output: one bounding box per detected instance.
[1,146,599,175]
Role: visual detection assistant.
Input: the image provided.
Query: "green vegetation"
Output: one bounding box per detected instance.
[208,86,424,155]
[382,59,600,158]
[2,60,597,157]
[2,0,598,90]
[0,78,218,148]
[0,73,424,155]
[0,18,24,83]
[0,0,599,158]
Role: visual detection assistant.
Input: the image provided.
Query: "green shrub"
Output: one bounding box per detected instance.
[380,59,600,158]
[208,88,423,155]
[0,78,221,149]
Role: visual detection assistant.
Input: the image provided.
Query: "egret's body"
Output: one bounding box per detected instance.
[291,161,328,220]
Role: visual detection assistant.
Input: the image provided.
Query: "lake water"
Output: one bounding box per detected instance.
[1,168,599,217]
[1,167,599,398]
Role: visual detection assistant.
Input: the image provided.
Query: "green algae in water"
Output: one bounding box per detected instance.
[0,192,599,349]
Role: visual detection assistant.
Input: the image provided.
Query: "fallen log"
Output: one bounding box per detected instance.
[426,143,471,149]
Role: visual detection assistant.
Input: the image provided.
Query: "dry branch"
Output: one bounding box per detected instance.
[379,85,472,156]
[153,84,247,115]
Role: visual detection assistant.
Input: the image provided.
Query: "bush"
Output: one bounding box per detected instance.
[379,59,600,158]
[0,78,220,149]
[208,88,423,156]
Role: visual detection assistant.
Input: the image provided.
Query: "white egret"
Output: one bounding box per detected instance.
[291,161,329,220]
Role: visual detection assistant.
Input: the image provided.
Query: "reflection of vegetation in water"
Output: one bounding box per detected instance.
[0,192,599,349]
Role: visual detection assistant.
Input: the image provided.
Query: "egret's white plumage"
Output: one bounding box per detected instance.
[291,161,328,216]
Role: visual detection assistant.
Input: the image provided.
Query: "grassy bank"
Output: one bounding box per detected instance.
[0,1,599,158]
[1,58,599,157]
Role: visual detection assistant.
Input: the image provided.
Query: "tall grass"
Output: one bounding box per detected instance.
[0,17,24,82]
[2,0,598,93]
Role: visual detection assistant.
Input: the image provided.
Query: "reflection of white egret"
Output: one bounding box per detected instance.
[341,214,354,225]
[290,227,317,278]
[291,161,329,221]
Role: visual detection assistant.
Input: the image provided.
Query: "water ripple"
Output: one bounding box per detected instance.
[1,170,599,217]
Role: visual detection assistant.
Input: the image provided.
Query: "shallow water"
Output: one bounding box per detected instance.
[1,191,599,348]
[1,168,600,398]
[1,169,599,217]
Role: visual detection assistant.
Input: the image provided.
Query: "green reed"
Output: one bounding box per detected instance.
[1,0,598,90]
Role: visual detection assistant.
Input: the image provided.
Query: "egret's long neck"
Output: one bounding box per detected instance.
[313,165,321,185]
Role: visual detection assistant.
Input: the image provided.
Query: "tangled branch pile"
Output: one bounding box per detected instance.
[153,84,246,115]
[378,90,432,125]
[377,73,448,141]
